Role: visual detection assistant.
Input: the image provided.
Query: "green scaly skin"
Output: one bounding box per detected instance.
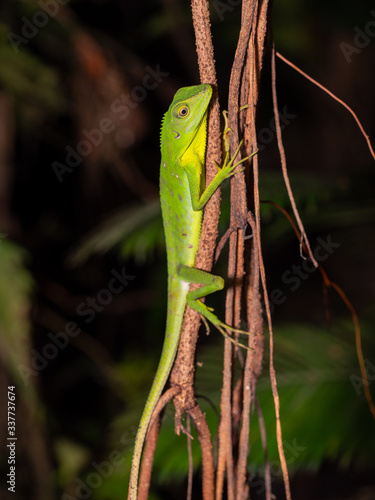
[128,84,250,499]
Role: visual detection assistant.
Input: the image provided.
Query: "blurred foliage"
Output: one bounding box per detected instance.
[0,236,34,386]
[69,201,163,267]
[0,24,65,128]
[89,321,375,498]
[70,169,375,265]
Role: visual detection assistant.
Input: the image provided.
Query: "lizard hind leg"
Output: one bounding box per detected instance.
[200,312,252,350]
[178,265,253,349]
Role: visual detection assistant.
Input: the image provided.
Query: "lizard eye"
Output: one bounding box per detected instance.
[177,105,189,117]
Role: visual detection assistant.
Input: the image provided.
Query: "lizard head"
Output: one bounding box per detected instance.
[161,84,213,163]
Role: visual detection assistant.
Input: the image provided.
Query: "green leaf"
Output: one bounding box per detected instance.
[68,201,163,266]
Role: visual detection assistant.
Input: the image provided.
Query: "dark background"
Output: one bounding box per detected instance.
[0,1,374,499]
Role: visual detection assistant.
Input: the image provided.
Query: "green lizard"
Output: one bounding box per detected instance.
[128,83,251,499]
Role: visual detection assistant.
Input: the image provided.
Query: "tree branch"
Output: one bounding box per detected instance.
[170,1,221,498]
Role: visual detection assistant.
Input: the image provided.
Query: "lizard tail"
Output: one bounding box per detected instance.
[128,282,187,499]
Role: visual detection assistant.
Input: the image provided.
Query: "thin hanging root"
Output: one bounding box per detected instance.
[276,51,375,161]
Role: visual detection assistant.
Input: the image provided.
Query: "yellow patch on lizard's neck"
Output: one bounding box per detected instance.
[180,121,207,167]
